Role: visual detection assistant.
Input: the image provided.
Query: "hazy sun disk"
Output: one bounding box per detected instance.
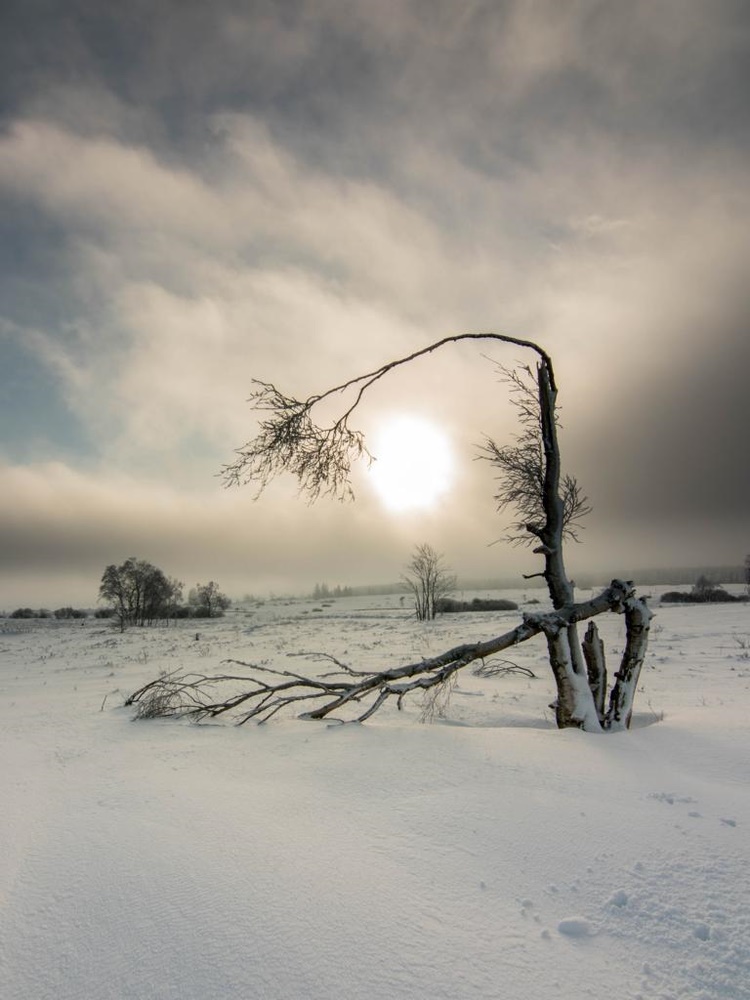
[368,416,454,511]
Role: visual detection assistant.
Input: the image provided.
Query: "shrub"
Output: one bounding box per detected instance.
[435,597,519,613]
[661,591,691,603]
[661,588,746,604]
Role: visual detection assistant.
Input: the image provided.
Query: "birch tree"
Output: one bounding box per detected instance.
[128,333,651,732]
[403,543,456,621]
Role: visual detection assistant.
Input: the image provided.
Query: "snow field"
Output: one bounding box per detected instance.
[1,591,749,999]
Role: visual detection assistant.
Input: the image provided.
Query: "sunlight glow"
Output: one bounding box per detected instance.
[368,416,454,512]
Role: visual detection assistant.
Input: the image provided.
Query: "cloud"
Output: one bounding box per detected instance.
[0,457,507,608]
[0,121,230,244]
[1,0,749,605]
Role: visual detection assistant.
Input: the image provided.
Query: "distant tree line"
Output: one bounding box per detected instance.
[435,596,519,613]
[309,562,750,599]
[4,606,91,620]
[2,566,232,627]
[311,582,355,599]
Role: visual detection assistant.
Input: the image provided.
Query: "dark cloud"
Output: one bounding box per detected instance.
[590,320,750,521]
[5,1,744,171]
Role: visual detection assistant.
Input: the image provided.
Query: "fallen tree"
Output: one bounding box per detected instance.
[127,578,647,729]
[127,333,652,732]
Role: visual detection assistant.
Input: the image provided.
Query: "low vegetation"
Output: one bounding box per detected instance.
[436,597,519,613]
[661,575,748,604]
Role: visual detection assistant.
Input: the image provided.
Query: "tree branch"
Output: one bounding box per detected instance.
[222,333,555,500]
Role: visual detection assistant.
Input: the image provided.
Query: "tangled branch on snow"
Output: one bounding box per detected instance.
[472,658,536,679]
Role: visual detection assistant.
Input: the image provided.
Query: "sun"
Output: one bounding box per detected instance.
[367,416,454,512]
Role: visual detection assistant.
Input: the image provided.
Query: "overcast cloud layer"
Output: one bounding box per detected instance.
[1,0,749,606]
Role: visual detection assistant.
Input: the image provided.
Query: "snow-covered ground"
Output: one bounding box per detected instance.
[2,588,749,999]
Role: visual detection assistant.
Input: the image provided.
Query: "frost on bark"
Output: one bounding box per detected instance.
[128,333,652,732]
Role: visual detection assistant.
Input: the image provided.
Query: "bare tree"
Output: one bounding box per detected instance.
[100,558,182,630]
[189,581,231,618]
[403,543,456,621]
[128,333,652,732]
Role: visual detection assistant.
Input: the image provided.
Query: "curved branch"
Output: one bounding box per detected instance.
[305,333,555,415]
[221,333,555,500]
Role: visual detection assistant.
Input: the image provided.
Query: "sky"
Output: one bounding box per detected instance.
[1,0,749,608]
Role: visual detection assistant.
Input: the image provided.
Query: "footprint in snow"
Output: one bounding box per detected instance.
[648,791,696,806]
[558,917,594,937]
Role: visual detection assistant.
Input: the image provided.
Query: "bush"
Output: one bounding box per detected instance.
[54,607,87,619]
[661,588,746,604]
[661,591,691,603]
[435,597,519,613]
[10,607,38,619]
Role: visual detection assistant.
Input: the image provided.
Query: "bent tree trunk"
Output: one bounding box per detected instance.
[521,359,653,730]
[128,332,653,732]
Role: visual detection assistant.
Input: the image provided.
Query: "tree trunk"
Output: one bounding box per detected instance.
[533,361,604,729]
[541,624,603,732]
[604,596,653,730]
[582,621,607,724]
